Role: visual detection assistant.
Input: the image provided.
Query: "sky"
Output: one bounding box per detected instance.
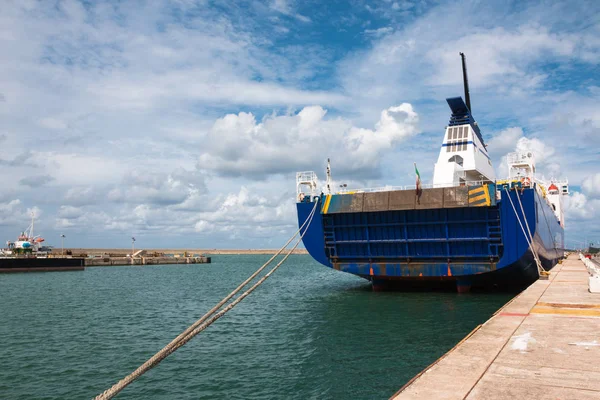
[1,0,599,249]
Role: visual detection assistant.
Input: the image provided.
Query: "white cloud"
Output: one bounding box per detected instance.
[64,187,101,207]
[107,171,204,206]
[42,153,126,186]
[39,117,68,130]
[0,200,44,229]
[194,186,296,239]
[0,151,40,167]
[270,0,311,23]
[495,134,557,180]
[565,191,588,219]
[0,1,341,131]
[85,73,344,110]
[564,191,600,222]
[515,136,555,166]
[487,127,524,158]
[0,0,598,248]
[429,26,575,87]
[0,199,22,215]
[55,218,77,229]
[364,27,394,38]
[270,0,293,14]
[338,2,600,130]
[58,205,84,220]
[27,206,42,219]
[19,174,55,188]
[196,103,419,179]
[582,173,600,199]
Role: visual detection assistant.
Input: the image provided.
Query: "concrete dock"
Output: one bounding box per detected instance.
[393,254,600,399]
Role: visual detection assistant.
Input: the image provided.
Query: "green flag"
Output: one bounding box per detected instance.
[414,163,422,192]
[414,163,422,201]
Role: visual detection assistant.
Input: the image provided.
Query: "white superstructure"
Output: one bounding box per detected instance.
[432,54,495,188]
[545,180,569,227]
[505,150,569,227]
[507,151,535,181]
[432,121,495,187]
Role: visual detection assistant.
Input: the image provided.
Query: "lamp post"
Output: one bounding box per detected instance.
[60,234,65,256]
[131,236,136,256]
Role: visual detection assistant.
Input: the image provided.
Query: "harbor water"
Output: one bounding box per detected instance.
[0,255,512,399]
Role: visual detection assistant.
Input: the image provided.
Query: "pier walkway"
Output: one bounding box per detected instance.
[393,254,600,399]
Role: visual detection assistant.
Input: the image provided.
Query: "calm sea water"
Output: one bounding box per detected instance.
[0,255,512,399]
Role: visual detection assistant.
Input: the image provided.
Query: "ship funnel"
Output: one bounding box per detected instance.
[459,52,471,113]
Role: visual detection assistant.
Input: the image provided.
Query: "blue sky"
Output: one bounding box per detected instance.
[0,0,599,249]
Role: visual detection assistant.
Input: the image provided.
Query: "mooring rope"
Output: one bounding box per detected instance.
[504,188,544,276]
[94,200,319,400]
[513,187,547,275]
[514,187,537,253]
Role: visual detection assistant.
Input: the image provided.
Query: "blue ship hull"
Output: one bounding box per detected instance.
[297,186,564,291]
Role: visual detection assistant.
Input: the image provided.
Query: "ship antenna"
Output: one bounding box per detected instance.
[326,158,332,195]
[459,52,471,113]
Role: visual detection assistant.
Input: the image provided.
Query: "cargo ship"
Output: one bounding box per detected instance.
[296,53,568,292]
[1,214,84,272]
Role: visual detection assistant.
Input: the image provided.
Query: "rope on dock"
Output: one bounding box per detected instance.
[94,200,319,400]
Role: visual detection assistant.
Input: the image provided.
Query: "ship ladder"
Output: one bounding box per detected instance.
[94,200,319,400]
[504,188,546,277]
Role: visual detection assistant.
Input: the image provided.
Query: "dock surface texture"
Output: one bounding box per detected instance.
[393,254,600,400]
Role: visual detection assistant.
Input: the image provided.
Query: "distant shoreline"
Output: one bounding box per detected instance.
[62,248,308,255]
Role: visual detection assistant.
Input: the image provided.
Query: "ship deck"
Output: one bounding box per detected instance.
[392,254,600,399]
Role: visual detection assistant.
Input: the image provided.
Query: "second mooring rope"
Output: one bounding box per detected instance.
[94,200,319,400]
[504,188,544,276]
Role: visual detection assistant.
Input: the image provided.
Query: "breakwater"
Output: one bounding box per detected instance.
[84,255,210,266]
[63,249,211,267]
[63,248,308,255]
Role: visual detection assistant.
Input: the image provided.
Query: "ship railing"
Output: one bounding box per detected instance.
[296,171,318,183]
[506,152,520,164]
[297,171,319,200]
[338,185,405,194]
[507,151,535,165]
[336,180,491,194]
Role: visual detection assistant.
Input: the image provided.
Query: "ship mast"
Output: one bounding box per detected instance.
[459,52,471,113]
[326,158,332,194]
[30,212,34,241]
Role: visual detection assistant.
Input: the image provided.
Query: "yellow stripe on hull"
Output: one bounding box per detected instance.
[468,184,492,206]
[469,193,487,203]
[322,195,332,214]
[483,184,491,205]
